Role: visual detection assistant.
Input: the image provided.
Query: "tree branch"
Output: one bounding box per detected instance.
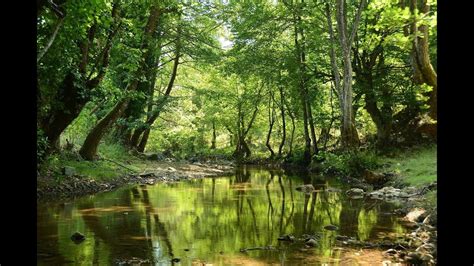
[37,16,64,63]
[349,0,366,45]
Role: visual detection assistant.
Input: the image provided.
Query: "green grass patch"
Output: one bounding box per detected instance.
[62,160,130,181]
[39,142,147,183]
[380,145,437,187]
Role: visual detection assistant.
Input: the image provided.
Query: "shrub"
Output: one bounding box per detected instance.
[37,129,49,166]
[284,149,307,165]
[316,150,380,177]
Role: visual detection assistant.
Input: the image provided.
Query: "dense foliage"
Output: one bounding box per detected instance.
[37,0,437,167]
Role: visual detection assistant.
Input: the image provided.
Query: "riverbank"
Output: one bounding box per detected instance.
[37,153,234,201]
[345,144,437,264]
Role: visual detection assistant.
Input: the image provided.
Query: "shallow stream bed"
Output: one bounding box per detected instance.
[38,166,408,265]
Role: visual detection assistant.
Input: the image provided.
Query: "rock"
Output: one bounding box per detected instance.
[420,253,434,261]
[400,220,419,229]
[145,153,160,160]
[336,235,350,241]
[404,186,418,194]
[71,232,85,243]
[346,188,364,199]
[404,208,426,223]
[63,166,76,176]
[398,192,410,198]
[145,178,155,185]
[368,186,417,201]
[379,240,395,248]
[369,191,384,199]
[296,184,315,193]
[422,214,431,224]
[167,167,177,171]
[384,249,398,255]
[305,238,318,247]
[344,239,363,246]
[277,234,295,241]
[324,225,338,231]
[406,251,423,264]
[302,234,321,241]
[139,172,156,178]
[416,243,436,254]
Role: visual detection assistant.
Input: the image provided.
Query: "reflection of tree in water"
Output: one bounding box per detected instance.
[338,196,364,237]
[140,187,176,264]
[283,177,295,231]
[37,204,69,265]
[278,175,286,234]
[234,165,255,231]
[338,196,397,241]
[211,177,215,203]
[302,191,311,233]
[266,170,275,231]
[77,189,154,264]
[235,165,251,183]
[360,201,403,241]
[305,190,318,232]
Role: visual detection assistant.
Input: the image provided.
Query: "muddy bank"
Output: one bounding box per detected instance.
[37,162,234,201]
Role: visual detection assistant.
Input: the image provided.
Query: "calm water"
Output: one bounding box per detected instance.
[37,166,406,265]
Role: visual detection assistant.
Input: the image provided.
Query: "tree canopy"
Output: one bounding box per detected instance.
[37,0,437,164]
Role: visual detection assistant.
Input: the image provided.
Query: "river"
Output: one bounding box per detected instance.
[37,166,407,265]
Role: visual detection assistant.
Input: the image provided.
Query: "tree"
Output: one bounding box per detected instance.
[79,3,165,160]
[407,0,437,120]
[38,0,121,151]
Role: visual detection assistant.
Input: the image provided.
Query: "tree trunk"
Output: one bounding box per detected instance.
[277,85,286,157]
[266,116,275,159]
[211,121,217,149]
[335,0,364,149]
[294,12,311,164]
[79,5,161,160]
[285,101,296,159]
[353,45,393,148]
[37,16,64,63]
[306,99,319,155]
[79,98,130,160]
[129,23,181,149]
[137,128,151,152]
[409,0,437,120]
[40,3,120,152]
[234,89,261,161]
[365,90,392,147]
[40,73,84,151]
[119,24,162,148]
[266,92,276,158]
[226,126,234,147]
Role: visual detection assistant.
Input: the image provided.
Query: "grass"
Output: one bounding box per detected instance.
[40,143,148,183]
[380,144,437,187]
[61,160,131,181]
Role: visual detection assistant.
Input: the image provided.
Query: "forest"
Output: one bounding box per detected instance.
[37,0,437,265]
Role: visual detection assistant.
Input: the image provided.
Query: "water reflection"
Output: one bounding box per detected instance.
[37,166,406,265]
